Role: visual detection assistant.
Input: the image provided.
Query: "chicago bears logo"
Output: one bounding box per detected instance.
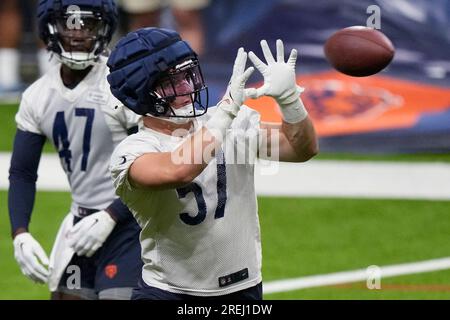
[302,79,402,121]
[246,71,450,137]
[105,264,118,279]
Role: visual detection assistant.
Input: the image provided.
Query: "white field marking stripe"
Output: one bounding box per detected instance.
[1,153,450,199]
[254,160,450,200]
[0,152,70,191]
[263,257,450,294]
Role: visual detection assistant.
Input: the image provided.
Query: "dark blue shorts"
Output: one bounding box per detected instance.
[131,279,263,300]
[57,216,142,298]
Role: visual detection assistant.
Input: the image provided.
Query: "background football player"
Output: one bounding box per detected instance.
[107,27,318,299]
[8,0,142,300]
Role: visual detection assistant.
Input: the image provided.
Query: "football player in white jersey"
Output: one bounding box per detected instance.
[107,27,318,299]
[8,0,142,300]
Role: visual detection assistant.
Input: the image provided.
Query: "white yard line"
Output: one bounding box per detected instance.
[0,153,69,191]
[1,153,450,199]
[263,256,450,294]
[255,160,450,200]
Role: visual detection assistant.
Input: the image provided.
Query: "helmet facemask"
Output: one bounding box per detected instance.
[47,9,110,70]
[149,59,209,123]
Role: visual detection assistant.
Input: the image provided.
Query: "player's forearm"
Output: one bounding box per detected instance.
[8,130,45,238]
[8,178,36,237]
[172,126,221,183]
[281,116,319,162]
[275,87,319,162]
[130,127,220,189]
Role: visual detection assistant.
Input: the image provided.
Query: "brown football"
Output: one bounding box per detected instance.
[324,26,395,77]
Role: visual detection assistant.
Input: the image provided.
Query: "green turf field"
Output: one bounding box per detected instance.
[265,270,450,299]
[0,191,71,300]
[0,103,54,152]
[1,192,450,299]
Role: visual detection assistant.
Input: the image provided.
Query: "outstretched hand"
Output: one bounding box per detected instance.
[218,47,255,117]
[247,39,303,104]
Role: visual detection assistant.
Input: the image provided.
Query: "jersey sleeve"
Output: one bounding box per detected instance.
[15,92,43,135]
[123,107,142,132]
[109,95,142,133]
[110,134,160,197]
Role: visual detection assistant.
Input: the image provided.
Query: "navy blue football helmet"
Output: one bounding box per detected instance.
[107,27,208,119]
[37,0,118,70]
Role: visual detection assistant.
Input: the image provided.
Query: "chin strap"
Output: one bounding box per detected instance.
[58,51,98,70]
[147,103,195,124]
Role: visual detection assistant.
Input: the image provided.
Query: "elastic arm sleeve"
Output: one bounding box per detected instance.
[8,129,46,235]
[105,198,134,223]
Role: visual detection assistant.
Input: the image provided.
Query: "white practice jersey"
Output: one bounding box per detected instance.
[110,106,263,296]
[16,57,141,213]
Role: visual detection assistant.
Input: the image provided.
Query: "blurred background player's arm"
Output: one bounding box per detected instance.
[8,129,45,238]
[8,128,50,283]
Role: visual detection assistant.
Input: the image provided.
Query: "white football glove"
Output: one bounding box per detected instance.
[206,47,255,140]
[248,39,307,123]
[218,47,255,117]
[68,210,116,258]
[13,232,50,284]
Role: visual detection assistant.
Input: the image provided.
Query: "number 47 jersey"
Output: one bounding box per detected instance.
[110,106,263,297]
[15,58,140,212]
